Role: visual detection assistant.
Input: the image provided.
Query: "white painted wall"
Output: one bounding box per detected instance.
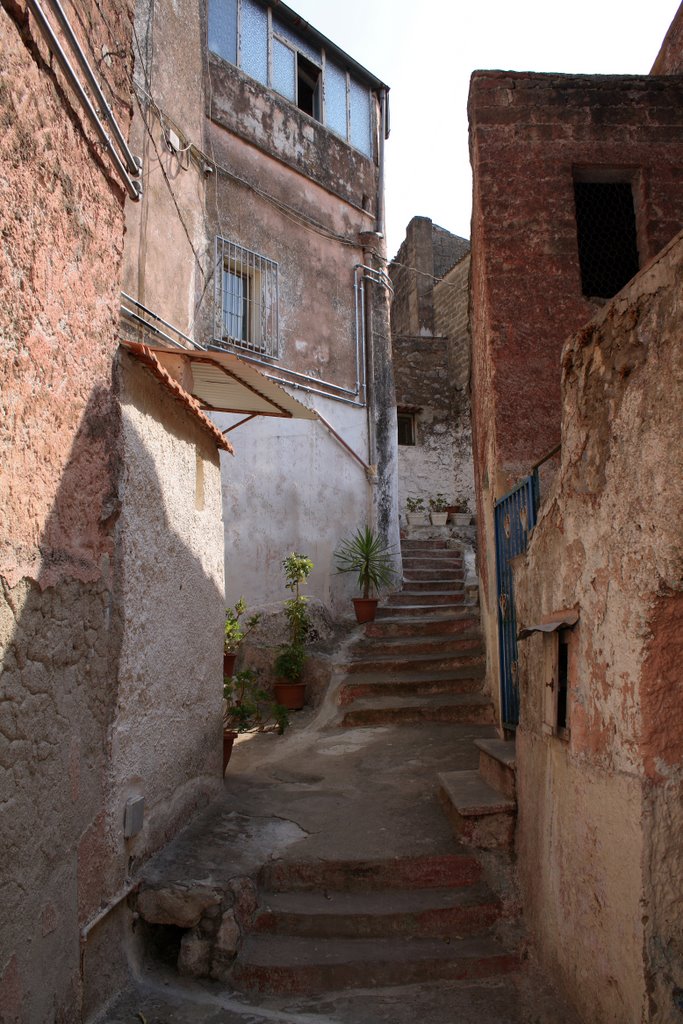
[398,418,474,524]
[214,391,376,618]
[112,356,225,862]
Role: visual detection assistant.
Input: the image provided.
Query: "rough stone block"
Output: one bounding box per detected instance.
[178,930,212,978]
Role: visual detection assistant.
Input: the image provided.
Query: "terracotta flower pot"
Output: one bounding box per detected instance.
[223,729,237,774]
[273,681,306,710]
[352,597,379,623]
[223,652,237,676]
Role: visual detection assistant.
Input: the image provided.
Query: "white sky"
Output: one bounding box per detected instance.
[288,0,680,258]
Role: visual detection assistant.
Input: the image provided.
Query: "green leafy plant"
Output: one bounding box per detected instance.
[429,493,449,513]
[223,669,289,735]
[405,496,425,514]
[334,526,396,600]
[275,553,314,683]
[224,597,261,654]
[452,498,472,514]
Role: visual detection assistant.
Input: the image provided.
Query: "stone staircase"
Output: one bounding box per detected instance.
[337,539,495,729]
[439,739,517,850]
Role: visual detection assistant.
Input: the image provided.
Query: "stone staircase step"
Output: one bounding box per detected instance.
[402,557,464,571]
[401,540,451,550]
[344,650,484,675]
[438,770,516,850]
[338,675,483,705]
[340,694,495,728]
[403,570,465,582]
[475,738,517,800]
[342,664,485,686]
[251,884,501,939]
[231,933,519,995]
[260,854,483,892]
[351,632,482,657]
[388,592,466,606]
[365,616,480,639]
[401,578,466,592]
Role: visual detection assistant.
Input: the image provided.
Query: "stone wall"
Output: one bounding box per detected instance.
[468,69,683,725]
[651,2,683,73]
[513,231,683,1024]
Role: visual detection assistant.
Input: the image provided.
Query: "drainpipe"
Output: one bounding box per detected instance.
[376,88,388,239]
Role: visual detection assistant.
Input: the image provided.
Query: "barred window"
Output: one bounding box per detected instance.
[214,238,279,357]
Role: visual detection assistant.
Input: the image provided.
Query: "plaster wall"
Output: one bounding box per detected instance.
[122,0,209,336]
[216,396,373,618]
[468,70,683,728]
[513,231,683,1023]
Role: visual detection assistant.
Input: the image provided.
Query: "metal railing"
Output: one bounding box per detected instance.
[213,237,279,358]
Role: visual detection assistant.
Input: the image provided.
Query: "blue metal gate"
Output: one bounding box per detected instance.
[494,474,539,729]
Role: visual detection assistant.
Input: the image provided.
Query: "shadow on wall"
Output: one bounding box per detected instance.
[0,366,225,1022]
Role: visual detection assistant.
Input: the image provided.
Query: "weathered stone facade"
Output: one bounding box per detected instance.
[469,68,683,725]
[390,217,473,520]
[514,229,683,1024]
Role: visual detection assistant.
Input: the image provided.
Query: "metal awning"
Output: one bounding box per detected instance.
[121,340,317,421]
[518,609,579,640]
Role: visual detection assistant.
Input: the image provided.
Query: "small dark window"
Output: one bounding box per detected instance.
[557,632,569,732]
[297,54,321,120]
[574,181,639,298]
[397,413,416,446]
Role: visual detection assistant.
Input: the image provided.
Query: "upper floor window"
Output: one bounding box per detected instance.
[214,237,279,358]
[208,0,374,157]
[573,175,640,299]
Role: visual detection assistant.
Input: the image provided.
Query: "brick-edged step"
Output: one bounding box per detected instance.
[401,540,450,550]
[344,649,484,676]
[251,884,501,939]
[365,613,480,638]
[388,591,466,607]
[403,569,465,583]
[475,738,517,800]
[340,693,495,728]
[231,933,519,995]
[438,770,516,850]
[400,579,466,593]
[403,557,464,572]
[350,633,482,658]
[338,672,483,706]
[376,603,472,619]
[260,854,483,892]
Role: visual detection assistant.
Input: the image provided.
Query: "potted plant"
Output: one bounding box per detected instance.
[273,553,313,710]
[224,597,261,677]
[448,499,472,527]
[334,525,396,624]
[429,493,449,526]
[405,496,426,525]
[223,668,289,773]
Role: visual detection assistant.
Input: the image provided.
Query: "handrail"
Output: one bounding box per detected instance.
[315,411,373,477]
[530,442,561,474]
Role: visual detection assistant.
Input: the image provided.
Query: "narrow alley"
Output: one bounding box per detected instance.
[102,537,579,1023]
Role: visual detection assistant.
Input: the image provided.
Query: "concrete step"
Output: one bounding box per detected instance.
[401,540,451,550]
[401,578,466,592]
[340,694,495,729]
[388,592,466,607]
[438,770,516,850]
[403,557,464,571]
[251,884,502,939]
[365,614,480,638]
[350,632,482,657]
[475,738,517,800]
[260,854,483,893]
[231,933,519,995]
[344,649,484,676]
[403,570,465,583]
[338,674,483,706]
[376,603,474,618]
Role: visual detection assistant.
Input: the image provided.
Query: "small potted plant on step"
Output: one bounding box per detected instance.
[223,668,289,773]
[224,597,261,677]
[405,496,426,526]
[448,499,472,527]
[334,525,396,624]
[429,493,449,526]
[273,553,313,710]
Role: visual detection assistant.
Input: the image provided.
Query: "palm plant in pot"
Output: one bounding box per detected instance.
[224,597,261,676]
[334,525,396,623]
[273,553,313,710]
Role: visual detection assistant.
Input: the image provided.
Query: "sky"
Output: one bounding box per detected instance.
[287,0,680,258]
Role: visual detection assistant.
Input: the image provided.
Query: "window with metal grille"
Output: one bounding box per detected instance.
[573,180,640,299]
[214,238,279,357]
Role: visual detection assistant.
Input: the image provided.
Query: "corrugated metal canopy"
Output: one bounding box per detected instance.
[143,345,317,420]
